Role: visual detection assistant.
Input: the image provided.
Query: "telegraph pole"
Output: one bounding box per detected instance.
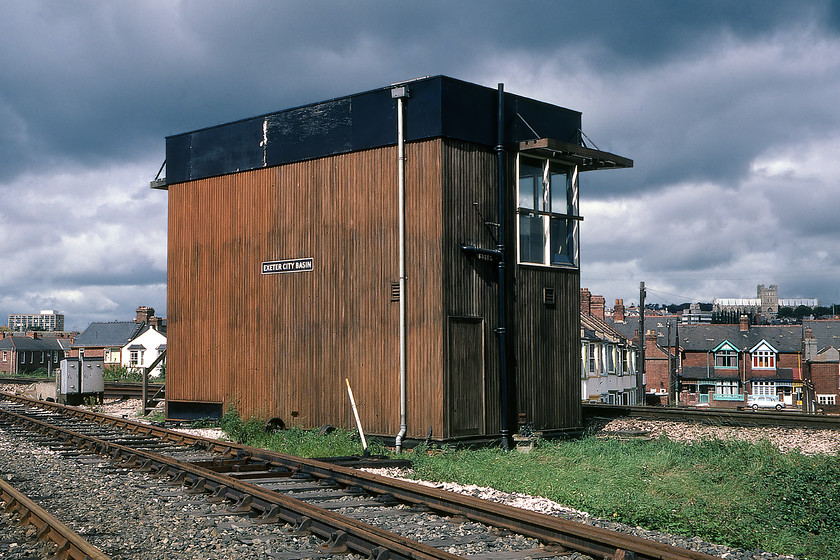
[637,281,646,405]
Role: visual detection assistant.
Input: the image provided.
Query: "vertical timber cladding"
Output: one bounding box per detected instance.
[513,268,582,430]
[440,139,583,436]
[441,139,499,438]
[167,140,447,438]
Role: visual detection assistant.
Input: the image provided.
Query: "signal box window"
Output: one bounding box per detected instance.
[517,155,579,267]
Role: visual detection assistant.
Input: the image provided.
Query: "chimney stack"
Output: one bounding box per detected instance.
[591,295,606,321]
[804,326,817,361]
[580,289,592,316]
[739,315,750,332]
[614,299,626,323]
[136,306,155,324]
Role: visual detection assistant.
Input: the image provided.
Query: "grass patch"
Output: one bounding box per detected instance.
[219,411,840,560]
[219,408,387,458]
[407,436,840,560]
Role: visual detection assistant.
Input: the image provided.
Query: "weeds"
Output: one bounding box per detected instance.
[219,408,387,458]
[407,436,840,560]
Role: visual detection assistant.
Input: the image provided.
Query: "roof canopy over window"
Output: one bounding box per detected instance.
[519,138,633,172]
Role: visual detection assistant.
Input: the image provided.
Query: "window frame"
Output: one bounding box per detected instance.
[715,349,738,369]
[515,154,580,268]
[752,349,776,369]
[751,380,776,396]
[715,380,739,396]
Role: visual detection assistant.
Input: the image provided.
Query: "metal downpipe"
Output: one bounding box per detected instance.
[496,83,511,451]
[393,88,409,452]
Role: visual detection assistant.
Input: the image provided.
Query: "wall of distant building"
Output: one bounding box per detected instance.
[8,310,65,332]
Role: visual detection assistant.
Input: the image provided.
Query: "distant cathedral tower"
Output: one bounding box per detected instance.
[757,284,779,319]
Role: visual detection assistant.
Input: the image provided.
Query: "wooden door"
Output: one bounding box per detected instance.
[448,317,486,436]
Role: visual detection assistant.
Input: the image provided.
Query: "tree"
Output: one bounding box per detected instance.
[778,306,795,320]
[812,306,832,318]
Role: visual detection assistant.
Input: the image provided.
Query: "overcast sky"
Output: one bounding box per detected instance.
[2,1,839,329]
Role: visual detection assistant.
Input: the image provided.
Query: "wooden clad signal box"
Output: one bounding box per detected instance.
[157,76,631,443]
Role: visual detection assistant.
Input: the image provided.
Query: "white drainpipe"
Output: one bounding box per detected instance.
[392,86,409,452]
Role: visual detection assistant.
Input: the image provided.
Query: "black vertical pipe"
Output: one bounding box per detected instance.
[496,83,510,450]
[638,281,646,405]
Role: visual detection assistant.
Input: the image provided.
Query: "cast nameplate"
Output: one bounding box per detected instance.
[262,258,314,275]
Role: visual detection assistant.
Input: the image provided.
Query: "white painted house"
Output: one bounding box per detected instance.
[121,325,166,377]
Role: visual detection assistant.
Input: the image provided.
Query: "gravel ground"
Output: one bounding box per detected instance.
[592,416,840,454]
[0,430,359,560]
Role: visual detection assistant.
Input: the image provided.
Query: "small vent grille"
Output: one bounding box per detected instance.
[391,282,401,302]
[543,287,556,306]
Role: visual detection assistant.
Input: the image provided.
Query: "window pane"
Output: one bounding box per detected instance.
[519,213,545,263]
[549,216,573,265]
[549,165,569,215]
[518,158,542,210]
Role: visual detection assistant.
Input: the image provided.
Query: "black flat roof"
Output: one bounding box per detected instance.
[161,75,600,187]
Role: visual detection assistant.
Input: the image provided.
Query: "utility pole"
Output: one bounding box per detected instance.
[667,319,672,405]
[673,320,680,406]
[637,281,646,405]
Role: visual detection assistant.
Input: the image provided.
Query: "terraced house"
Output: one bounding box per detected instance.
[677,317,804,408]
[580,290,637,404]
[0,332,67,376]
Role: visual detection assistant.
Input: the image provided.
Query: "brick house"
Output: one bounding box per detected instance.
[607,306,678,404]
[641,328,678,405]
[0,332,67,376]
[804,346,839,413]
[611,312,805,408]
[676,317,804,408]
[802,321,840,413]
[69,307,165,369]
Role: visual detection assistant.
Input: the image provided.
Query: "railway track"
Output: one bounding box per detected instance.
[0,391,724,560]
[583,402,840,430]
[0,475,111,559]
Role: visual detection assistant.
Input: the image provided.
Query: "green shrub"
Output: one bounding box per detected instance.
[104,365,142,382]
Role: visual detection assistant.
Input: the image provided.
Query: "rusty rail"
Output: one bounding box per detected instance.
[583,402,840,430]
[0,399,462,560]
[0,476,111,560]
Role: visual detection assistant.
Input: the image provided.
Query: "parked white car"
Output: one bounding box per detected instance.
[747,395,785,410]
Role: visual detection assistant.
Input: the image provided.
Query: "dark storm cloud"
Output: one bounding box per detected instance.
[5,1,835,181]
[2,0,839,325]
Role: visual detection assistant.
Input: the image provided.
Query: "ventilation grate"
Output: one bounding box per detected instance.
[543,287,556,306]
[391,282,401,302]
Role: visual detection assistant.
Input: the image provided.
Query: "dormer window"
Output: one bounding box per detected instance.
[750,340,777,369]
[752,350,776,369]
[715,349,737,368]
[714,340,739,369]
